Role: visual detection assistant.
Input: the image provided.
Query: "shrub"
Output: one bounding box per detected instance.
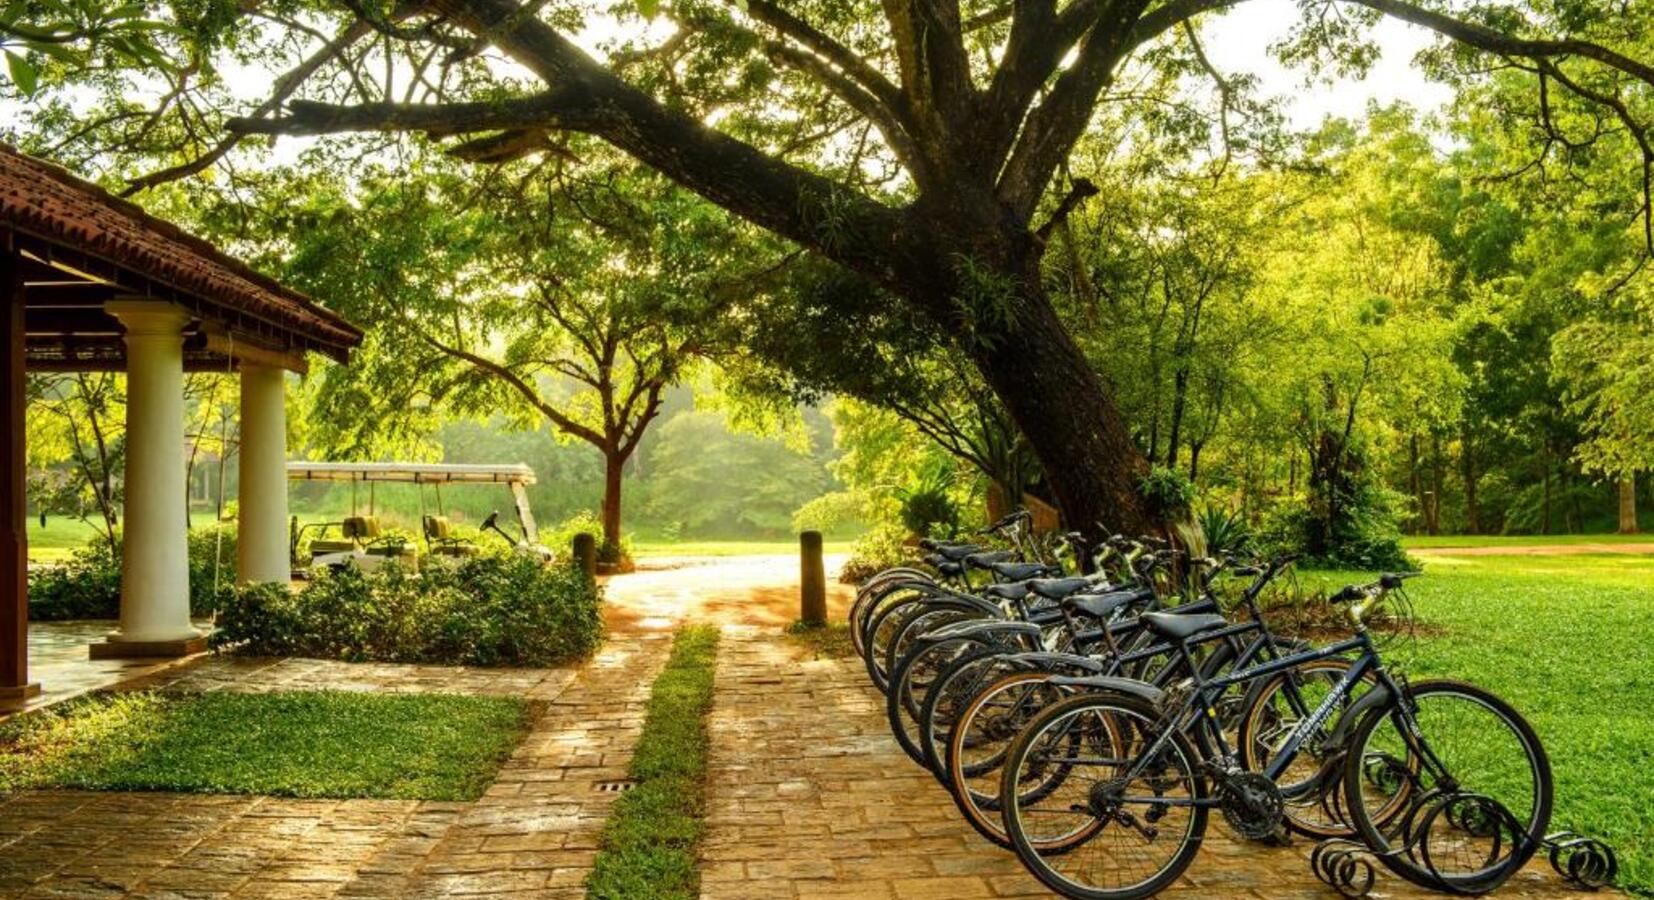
[839,520,916,584]
[30,526,236,621]
[213,551,604,666]
[1257,498,1415,571]
[543,510,633,571]
[1138,467,1196,522]
[896,468,960,539]
[1196,504,1253,557]
[27,539,122,620]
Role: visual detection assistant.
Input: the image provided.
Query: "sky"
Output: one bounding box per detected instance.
[1201,0,1454,129]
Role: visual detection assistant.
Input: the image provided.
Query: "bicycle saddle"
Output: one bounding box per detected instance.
[965,550,1017,570]
[1028,576,1093,600]
[1062,590,1141,621]
[987,561,1055,581]
[934,543,986,562]
[934,560,964,578]
[983,582,1030,601]
[1140,611,1229,641]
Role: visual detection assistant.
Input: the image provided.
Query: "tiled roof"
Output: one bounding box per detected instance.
[0,143,362,360]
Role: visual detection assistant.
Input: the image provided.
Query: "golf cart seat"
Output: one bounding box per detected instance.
[342,515,381,541]
[423,515,479,557]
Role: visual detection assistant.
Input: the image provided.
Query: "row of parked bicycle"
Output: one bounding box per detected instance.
[847,510,1614,899]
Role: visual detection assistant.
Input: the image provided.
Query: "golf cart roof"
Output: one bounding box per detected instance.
[287,462,538,485]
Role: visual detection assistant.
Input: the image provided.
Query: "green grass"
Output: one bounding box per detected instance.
[587,626,720,900]
[1293,553,1654,893]
[1403,532,1654,548]
[27,512,226,562]
[0,690,530,801]
[630,539,853,558]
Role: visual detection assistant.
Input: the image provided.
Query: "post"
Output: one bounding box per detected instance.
[799,530,826,627]
[93,301,203,659]
[0,244,37,699]
[572,532,597,577]
[238,362,290,583]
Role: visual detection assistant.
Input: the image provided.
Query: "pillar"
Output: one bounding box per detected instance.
[93,300,203,658]
[799,530,826,627]
[237,363,289,583]
[0,247,37,699]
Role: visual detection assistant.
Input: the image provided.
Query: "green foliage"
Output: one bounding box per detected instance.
[1137,466,1195,520]
[896,466,960,538]
[1257,494,1414,571]
[28,526,234,620]
[587,626,719,900]
[640,408,831,537]
[1195,504,1252,557]
[213,553,603,666]
[838,521,914,584]
[0,690,528,801]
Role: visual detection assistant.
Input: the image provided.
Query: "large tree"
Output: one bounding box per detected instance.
[12,0,1654,535]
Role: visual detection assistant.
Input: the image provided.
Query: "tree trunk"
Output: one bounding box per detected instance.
[1460,424,1479,535]
[1618,475,1638,534]
[601,451,624,550]
[959,282,1153,538]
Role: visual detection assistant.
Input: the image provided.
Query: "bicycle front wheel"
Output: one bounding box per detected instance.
[1001,691,1208,900]
[1342,679,1553,895]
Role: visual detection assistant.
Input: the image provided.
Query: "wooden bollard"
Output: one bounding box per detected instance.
[800,530,826,626]
[572,532,597,577]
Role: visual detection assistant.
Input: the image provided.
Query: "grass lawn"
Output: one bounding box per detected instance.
[630,539,853,558]
[587,625,719,900]
[0,690,530,801]
[1296,552,1654,894]
[27,513,225,563]
[1403,532,1654,548]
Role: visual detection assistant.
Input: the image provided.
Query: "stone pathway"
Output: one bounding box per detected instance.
[0,633,667,899]
[699,626,1595,900]
[0,620,213,718]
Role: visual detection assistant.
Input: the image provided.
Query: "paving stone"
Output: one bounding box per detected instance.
[699,625,1599,900]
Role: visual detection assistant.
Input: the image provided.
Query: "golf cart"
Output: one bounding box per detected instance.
[287,461,553,576]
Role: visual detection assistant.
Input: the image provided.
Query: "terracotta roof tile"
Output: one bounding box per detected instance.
[0,143,362,360]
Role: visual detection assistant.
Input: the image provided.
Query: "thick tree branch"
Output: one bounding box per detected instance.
[763,39,923,173]
[742,0,905,115]
[225,92,598,136]
[996,0,1150,221]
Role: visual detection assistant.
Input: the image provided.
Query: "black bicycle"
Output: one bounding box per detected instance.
[997,573,1553,900]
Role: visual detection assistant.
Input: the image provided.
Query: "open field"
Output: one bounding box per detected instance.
[1403,532,1654,549]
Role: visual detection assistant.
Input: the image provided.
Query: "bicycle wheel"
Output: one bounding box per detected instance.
[849,569,930,659]
[945,669,1078,850]
[1237,657,1373,838]
[886,630,993,766]
[1001,691,1208,900]
[919,644,1014,779]
[1342,679,1553,894]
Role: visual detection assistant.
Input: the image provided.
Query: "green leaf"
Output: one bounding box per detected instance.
[5,50,37,95]
[635,0,658,18]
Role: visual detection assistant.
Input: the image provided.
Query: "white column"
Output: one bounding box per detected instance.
[237,362,290,583]
[106,300,198,645]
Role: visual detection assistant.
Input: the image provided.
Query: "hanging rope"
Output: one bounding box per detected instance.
[210,335,235,624]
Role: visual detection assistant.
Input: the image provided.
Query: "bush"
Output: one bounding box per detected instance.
[1257,498,1414,571]
[544,510,633,571]
[1196,504,1253,557]
[27,540,123,620]
[897,468,959,539]
[29,526,235,621]
[1139,467,1195,521]
[213,551,604,666]
[838,520,916,584]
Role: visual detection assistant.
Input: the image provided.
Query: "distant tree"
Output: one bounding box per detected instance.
[228,151,776,553]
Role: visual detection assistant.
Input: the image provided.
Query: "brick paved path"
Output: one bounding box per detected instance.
[699,626,1593,900]
[0,633,668,899]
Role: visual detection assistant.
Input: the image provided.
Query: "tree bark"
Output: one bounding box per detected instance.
[601,450,625,550]
[954,277,1153,538]
[1618,475,1638,534]
[1460,423,1479,535]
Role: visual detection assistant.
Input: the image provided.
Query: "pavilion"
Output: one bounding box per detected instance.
[0,144,362,700]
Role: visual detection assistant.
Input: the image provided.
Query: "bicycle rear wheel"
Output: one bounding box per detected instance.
[1341,679,1552,895]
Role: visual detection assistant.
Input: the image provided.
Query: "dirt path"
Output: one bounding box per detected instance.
[601,553,855,633]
